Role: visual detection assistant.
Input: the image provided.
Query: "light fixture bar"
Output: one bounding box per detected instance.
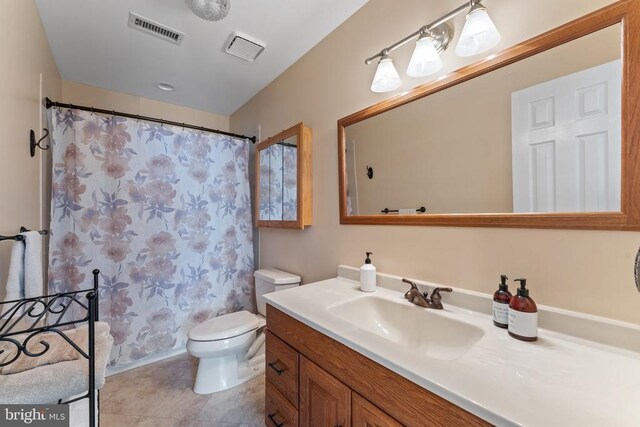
[365,0,481,65]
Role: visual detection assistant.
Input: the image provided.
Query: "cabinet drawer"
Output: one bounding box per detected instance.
[266,330,299,407]
[266,380,299,427]
[352,393,403,427]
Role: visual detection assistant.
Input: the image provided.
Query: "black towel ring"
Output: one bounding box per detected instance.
[30,128,50,157]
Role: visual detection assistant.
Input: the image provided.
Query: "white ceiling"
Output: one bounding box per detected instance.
[36,0,368,115]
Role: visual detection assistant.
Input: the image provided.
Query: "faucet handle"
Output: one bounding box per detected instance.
[402,278,419,290]
[430,287,453,305]
[402,278,420,301]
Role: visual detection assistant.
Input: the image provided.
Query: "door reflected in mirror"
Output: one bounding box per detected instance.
[343,24,622,216]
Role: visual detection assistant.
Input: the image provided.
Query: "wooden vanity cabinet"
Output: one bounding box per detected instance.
[265,305,491,427]
[299,356,351,427]
[352,393,403,427]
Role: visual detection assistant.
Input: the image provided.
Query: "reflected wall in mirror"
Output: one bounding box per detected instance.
[345,24,621,216]
[339,1,640,230]
[256,123,312,229]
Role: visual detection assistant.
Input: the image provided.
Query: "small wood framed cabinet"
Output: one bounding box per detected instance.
[255,123,312,229]
[265,305,491,427]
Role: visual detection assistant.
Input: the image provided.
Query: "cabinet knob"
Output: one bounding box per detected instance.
[268,361,286,376]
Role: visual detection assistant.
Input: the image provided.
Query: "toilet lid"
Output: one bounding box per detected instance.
[188,311,261,341]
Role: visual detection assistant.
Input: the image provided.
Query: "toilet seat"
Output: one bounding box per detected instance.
[188,310,261,342]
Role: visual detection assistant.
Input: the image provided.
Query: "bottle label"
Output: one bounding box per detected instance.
[492,301,509,325]
[508,309,538,338]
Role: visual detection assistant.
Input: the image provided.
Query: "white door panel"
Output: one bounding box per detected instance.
[512,60,621,213]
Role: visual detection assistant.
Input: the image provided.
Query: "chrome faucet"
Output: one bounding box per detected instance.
[402,278,452,310]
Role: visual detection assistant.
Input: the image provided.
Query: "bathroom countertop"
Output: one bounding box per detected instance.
[263,269,640,426]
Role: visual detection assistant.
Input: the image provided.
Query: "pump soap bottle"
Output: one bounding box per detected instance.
[508,278,538,341]
[493,275,512,329]
[360,252,376,292]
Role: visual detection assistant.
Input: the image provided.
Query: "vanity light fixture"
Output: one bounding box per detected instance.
[371,52,402,93]
[407,32,444,77]
[455,1,501,57]
[365,0,500,92]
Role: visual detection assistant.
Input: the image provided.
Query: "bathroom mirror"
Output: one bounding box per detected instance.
[256,122,312,229]
[339,2,640,230]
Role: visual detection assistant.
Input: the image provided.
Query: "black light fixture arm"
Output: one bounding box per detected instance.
[45,98,257,143]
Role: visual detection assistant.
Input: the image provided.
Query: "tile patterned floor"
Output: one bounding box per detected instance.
[100,353,265,427]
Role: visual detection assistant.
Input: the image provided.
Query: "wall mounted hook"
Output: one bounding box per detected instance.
[30,128,50,157]
[366,166,374,179]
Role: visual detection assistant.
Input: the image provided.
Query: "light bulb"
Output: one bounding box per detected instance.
[455,5,501,57]
[407,34,443,77]
[370,55,402,93]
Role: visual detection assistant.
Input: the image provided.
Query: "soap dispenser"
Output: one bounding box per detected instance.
[492,275,512,329]
[508,278,538,342]
[360,252,376,292]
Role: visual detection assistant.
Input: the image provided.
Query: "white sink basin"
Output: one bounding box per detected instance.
[328,295,484,361]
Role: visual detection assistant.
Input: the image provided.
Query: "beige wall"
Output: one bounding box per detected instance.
[346,25,621,215]
[231,0,640,324]
[60,81,229,131]
[0,0,61,296]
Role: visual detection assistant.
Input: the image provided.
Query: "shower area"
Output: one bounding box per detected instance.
[47,102,256,368]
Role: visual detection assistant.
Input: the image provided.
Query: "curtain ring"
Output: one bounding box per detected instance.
[136,114,140,122]
[90,106,95,115]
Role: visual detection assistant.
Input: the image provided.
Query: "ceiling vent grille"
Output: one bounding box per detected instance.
[128,12,184,46]
[225,33,265,62]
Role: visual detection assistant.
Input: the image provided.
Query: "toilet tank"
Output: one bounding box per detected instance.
[254,268,301,316]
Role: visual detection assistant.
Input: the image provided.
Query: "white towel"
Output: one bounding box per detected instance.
[4,231,43,302]
[398,208,417,215]
[5,239,25,301]
[23,231,43,299]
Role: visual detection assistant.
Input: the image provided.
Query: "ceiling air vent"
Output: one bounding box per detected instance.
[225,33,265,62]
[128,12,184,46]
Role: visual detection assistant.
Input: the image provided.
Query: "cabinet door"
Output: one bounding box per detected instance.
[299,356,351,427]
[352,393,403,427]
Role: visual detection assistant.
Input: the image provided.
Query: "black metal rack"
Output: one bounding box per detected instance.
[381,206,427,214]
[0,227,48,242]
[0,270,101,427]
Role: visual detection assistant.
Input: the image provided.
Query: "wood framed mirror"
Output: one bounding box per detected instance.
[256,122,313,229]
[338,0,640,230]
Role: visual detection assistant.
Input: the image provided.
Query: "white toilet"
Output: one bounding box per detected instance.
[186,268,300,394]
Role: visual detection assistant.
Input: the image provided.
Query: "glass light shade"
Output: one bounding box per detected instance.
[371,56,402,93]
[406,36,443,77]
[185,0,231,22]
[454,8,501,57]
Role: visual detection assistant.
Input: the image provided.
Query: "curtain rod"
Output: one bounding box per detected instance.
[45,98,257,143]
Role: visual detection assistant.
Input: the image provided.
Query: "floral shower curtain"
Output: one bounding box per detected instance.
[48,108,254,367]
